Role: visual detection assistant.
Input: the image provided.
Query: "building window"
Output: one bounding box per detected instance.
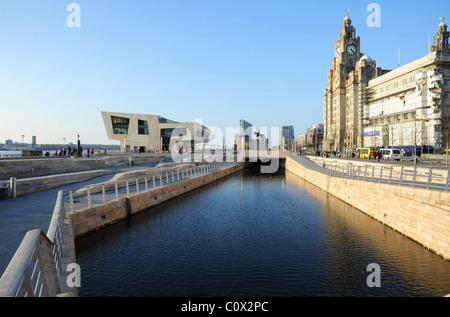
[138,120,149,135]
[160,128,174,151]
[111,116,130,134]
[403,79,408,85]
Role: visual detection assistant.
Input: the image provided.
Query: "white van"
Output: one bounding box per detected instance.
[380,148,401,161]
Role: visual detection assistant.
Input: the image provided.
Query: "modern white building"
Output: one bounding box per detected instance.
[101,111,210,153]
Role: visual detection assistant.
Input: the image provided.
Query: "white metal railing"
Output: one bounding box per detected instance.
[64,162,236,214]
[292,155,450,192]
[0,190,72,297]
[0,230,60,297]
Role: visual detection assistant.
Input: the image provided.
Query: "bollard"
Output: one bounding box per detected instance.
[9,177,16,199]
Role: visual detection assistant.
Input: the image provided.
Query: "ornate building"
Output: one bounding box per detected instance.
[324,15,450,154]
[323,14,387,152]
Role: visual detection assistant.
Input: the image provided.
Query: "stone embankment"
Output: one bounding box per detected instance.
[286,155,450,260]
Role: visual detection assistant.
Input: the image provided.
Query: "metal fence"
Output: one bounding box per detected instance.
[63,162,236,213]
[292,155,450,192]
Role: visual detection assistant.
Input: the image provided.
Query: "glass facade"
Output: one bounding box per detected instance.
[111,116,130,134]
[161,128,174,151]
[138,120,149,135]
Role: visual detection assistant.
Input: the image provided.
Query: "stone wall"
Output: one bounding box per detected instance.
[70,164,244,238]
[286,156,450,260]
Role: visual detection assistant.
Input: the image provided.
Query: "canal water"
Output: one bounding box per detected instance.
[75,169,450,297]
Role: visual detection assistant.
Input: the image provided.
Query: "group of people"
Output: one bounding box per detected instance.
[44,146,80,157]
[43,146,107,157]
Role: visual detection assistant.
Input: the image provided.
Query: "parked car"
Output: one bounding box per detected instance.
[380,148,401,161]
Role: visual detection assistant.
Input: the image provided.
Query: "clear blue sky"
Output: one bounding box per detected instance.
[0,0,448,146]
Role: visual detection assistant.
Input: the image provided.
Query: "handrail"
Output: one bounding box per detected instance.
[0,230,60,297]
[291,155,450,192]
[46,191,66,277]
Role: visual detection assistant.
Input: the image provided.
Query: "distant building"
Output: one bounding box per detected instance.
[280,126,295,150]
[307,123,324,150]
[235,119,254,151]
[101,111,210,153]
[32,136,36,147]
[297,133,307,148]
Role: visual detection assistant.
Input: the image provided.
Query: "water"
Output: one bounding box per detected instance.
[75,169,450,297]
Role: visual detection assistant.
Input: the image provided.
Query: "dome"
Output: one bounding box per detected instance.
[360,54,372,62]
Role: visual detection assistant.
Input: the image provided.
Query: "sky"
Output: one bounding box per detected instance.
[0,0,448,147]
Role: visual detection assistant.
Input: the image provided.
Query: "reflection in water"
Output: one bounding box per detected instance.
[75,170,450,297]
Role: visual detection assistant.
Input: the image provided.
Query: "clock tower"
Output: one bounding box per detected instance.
[335,14,362,77]
[323,12,378,152]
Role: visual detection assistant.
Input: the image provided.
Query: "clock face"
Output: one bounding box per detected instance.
[346,44,357,56]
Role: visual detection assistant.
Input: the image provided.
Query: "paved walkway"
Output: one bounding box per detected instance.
[0,159,172,276]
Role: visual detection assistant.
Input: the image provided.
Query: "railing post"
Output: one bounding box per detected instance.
[166,173,169,184]
[427,167,432,190]
[69,190,74,213]
[136,178,139,194]
[145,177,148,192]
[172,171,175,182]
[399,166,404,185]
[102,185,106,205]
[126,180,130,196]
[389,168,393,185]
[115,182,119,200]
[379,166,383,183]
[87,188,91,208]
[177,170,180,181]
[159,174,163,187]
[412,167,417,187]
[445,169,450,192]
[153,176,156,188]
